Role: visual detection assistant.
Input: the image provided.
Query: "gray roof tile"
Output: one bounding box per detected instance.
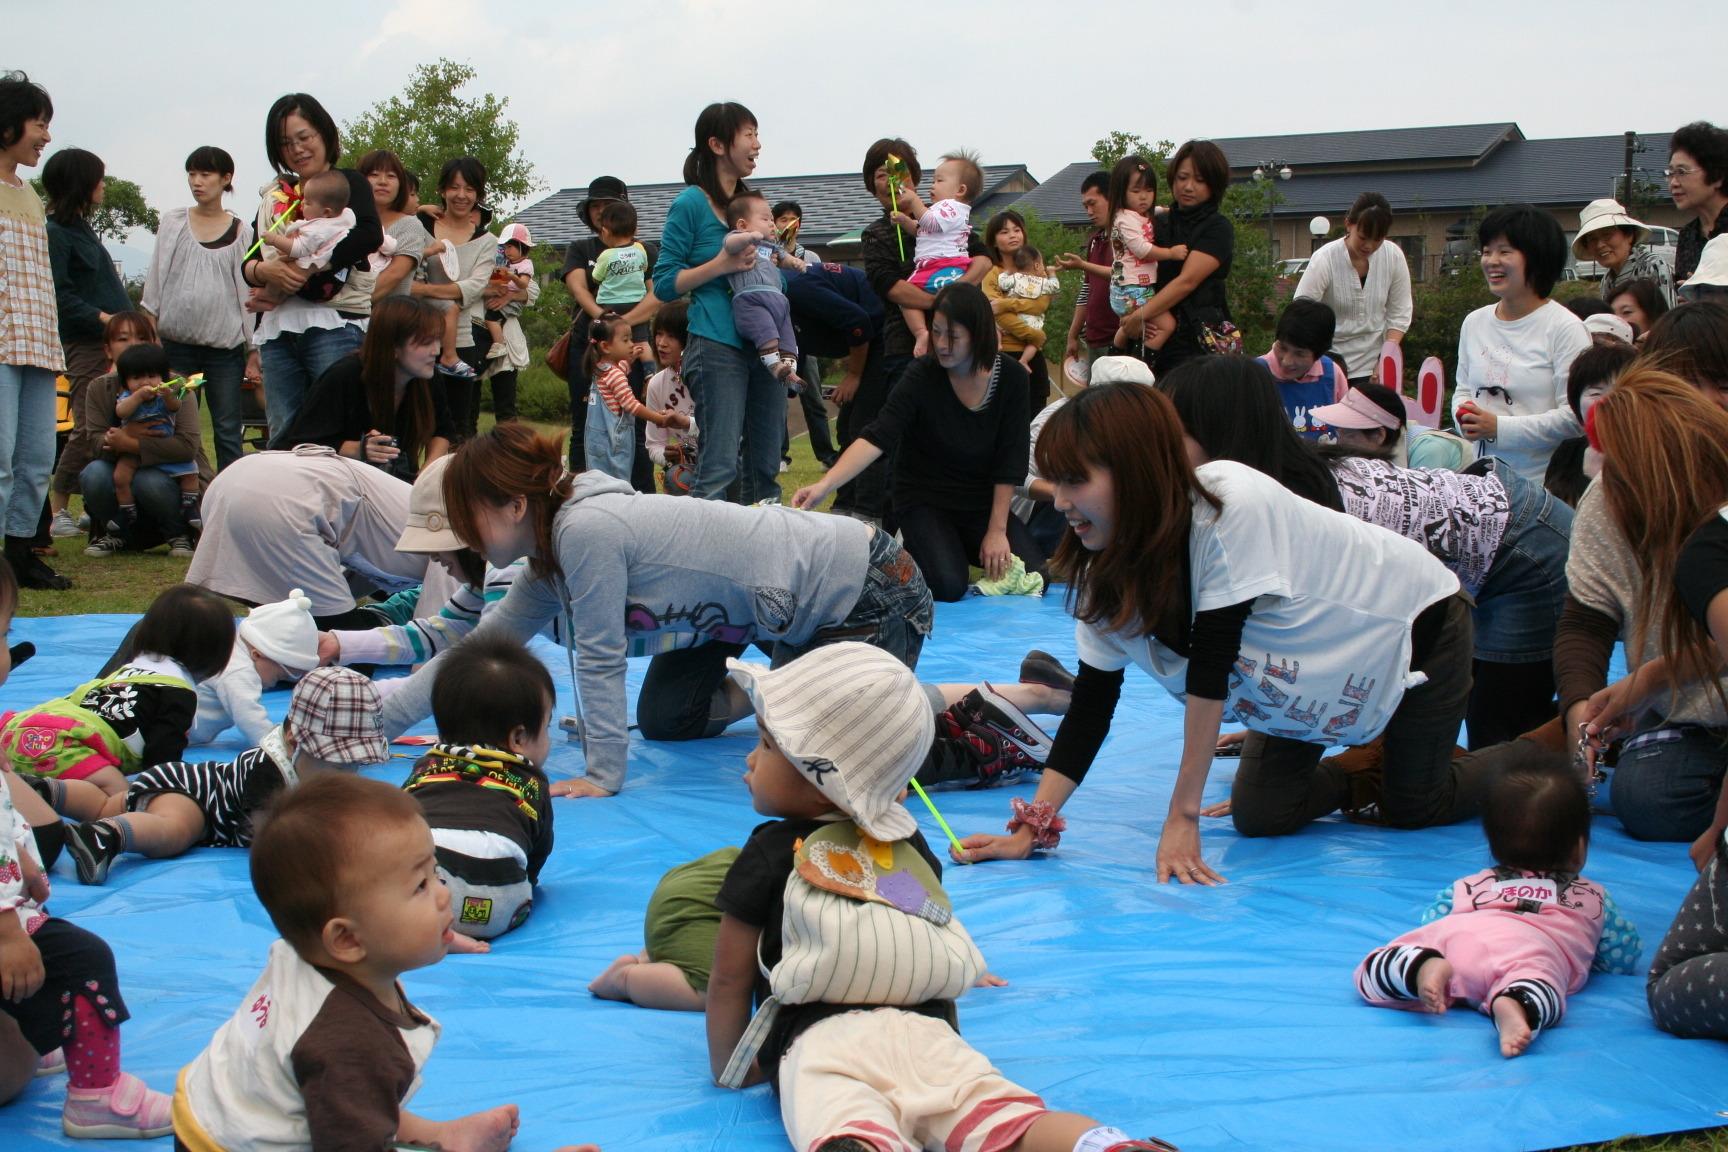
[517,165,1031,249]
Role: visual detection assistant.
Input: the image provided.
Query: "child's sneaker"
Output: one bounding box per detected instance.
[485,343,509,360]
[36,1048,66,1077]
[49,510,80,538]
[63,820,124,885]
[438,359,478,380]
[181,493,203,534]
[62,1072,173,1138]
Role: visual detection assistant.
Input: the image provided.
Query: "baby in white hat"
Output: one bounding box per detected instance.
[189,589,320,747]
[705,642,1178,1152]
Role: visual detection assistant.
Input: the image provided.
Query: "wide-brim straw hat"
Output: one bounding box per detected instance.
[1573,199,1650,260]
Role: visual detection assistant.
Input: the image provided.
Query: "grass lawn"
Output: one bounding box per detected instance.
[19,405,835,618]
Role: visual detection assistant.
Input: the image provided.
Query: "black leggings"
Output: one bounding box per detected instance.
[1467,658,1557,750]
[895,503,1047,603]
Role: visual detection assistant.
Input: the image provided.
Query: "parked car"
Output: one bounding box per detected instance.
[1276,257,1310,278]
[1571,225,1679,280]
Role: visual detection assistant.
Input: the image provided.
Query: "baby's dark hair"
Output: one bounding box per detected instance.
[727,188,767,230]
[130,584,237,683]
[1012,245,1044,272]
[1567,341,1637,419]
[114,342,172,386]
[581,311,632,379]
[598,200,637,238]
[251,772,425,957]
[653,298,689,345]
[431,634,554,753]
[300,169,350,211]
[941,150,985,205]
[1482,758,1590,873]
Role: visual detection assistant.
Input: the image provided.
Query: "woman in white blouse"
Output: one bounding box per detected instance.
[1293,192,1412,383]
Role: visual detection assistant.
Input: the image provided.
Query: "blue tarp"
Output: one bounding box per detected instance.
[4,599,1725,1151]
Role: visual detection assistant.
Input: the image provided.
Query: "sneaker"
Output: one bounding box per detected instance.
[485,343,509,360]
[970,684,1055,763]
[63,821,122,885]
[84,533,126,558]
[50,510,80,538]
[929,687,1053,789]
[35,1048,66,1078]
[62,1072,173,1139]
[1018,649,1076,694]
[181,494,203,534]
[438,359,478,380]
[166,536,196,559]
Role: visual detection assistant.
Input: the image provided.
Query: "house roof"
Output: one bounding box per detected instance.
[516,165,1033,249]
[1008,131,1674,227]
[1209,123,1522,170]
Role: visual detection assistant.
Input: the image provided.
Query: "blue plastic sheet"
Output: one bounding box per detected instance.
[5,600,1727,1151]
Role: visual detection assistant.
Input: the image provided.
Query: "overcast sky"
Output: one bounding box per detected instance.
[11,0,1723,255]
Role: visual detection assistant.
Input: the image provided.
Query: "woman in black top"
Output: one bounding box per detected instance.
[793,283,1043,601]
[1116,139,1238,374]
[281,296,452,481]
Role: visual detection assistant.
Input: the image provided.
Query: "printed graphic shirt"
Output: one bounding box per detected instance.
[1328,456,1511,595]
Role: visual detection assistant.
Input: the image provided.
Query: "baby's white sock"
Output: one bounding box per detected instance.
[1074,1126,1134,1152]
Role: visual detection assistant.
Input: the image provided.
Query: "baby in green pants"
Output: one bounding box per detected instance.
[589,846,740,1011]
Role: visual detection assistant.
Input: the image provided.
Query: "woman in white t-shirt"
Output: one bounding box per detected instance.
[1452,204,1592,485]
[955,380,1507,885]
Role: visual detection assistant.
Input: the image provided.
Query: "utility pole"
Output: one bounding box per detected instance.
[1623,131,1637,212]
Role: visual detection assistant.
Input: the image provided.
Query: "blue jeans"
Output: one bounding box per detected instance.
[80,457,187,541]
[0,364,58,537]
[259,323,364,448]
[1610,723,1728,842]
[162,339,247,471]
[682,334,783,504]
[1472,460,1573,662]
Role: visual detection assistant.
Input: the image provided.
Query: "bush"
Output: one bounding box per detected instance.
[512,364,572,423]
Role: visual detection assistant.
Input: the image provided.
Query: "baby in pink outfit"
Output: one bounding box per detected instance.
[1354,759,1640,1058]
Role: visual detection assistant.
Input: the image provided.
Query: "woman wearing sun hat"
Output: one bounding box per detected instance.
[1575,198,1675,308]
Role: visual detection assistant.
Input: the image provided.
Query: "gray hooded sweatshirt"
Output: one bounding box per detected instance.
[379,472,873,791]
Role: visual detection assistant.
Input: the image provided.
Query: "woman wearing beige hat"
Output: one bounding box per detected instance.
[1574,198,1674,308]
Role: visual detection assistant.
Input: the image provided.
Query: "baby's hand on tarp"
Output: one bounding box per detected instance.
[974,971,1008,989]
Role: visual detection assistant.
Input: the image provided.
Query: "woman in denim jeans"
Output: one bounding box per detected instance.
[651,103,784,504]
[1571,370,1728,847]
[240,93,382,446]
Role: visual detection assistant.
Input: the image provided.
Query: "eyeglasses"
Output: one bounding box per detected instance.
[1665,165,1699,179]
[278,129,321,153]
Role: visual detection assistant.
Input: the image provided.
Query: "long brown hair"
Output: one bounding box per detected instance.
[1035,383,1219,637]
[1594,367,1728,709]
[358,296,441,466]
[442,422,574,582]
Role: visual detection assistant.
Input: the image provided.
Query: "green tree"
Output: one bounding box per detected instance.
[342,59,539,210]
[30,175,158,240]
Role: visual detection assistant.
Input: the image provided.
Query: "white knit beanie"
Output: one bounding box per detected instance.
[727,642,933,841]
[238,589,319,674]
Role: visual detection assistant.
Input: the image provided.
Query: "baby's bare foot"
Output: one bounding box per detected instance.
[589,953,642,1000]
[1493,995,1534,1058]
[1415,955,1453,1014]
[439,1104,520,1152]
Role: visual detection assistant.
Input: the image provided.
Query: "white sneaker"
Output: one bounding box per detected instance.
[485,343,509,360]
[166,536,196,559]
[49,510,79,538]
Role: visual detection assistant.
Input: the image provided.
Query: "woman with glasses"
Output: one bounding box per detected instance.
[1668,122,1728,284]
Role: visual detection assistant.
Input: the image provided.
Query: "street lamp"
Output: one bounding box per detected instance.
[1253,161,1293,261]
[1309,215,1330,253]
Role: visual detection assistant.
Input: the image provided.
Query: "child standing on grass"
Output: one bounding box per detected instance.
[172,772,559,1152]
[1355,759,1640,1058]
[0,584,234,814]
[105,342,202,542]
[584,312,692,481]
[1106,156,1184,355]
[57,667,386,886]
[401,634,555,951]
[706,642,1180,1152]
[0,556,177,1138]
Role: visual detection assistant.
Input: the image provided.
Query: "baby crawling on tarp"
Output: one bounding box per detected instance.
[1355,757,1641,1057]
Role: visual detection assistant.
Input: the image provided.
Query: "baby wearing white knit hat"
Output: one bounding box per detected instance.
[189,589,320,748]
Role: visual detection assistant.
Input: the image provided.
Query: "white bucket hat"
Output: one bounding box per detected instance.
[727,642,933,841]
[1088,355,1155,388]
[394,455,461,554]
[1573,199,1650,260]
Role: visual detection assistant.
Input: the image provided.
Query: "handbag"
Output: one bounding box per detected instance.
[1196,319,1243,356]
[545,327,572,378]
[718,820,985,1087]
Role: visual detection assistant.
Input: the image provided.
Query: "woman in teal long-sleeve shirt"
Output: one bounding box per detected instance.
[650,102,783,503]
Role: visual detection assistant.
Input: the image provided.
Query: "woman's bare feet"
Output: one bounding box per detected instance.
[447,932,491,955]
[589,953,643,1000]
[1492,995,1534,1058]
[1415,955,1454,1014]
